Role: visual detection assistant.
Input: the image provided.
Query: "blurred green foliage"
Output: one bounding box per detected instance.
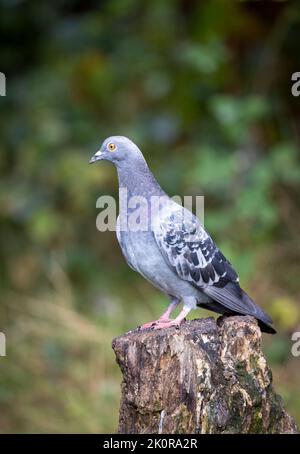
[0,0,300,433]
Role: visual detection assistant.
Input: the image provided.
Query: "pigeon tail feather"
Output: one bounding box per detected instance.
[203,283,276,334]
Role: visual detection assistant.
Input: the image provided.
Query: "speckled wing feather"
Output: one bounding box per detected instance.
[153,205,274,328]
[153,206,239,290]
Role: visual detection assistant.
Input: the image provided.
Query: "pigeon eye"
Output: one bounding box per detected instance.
[107,142,116,152]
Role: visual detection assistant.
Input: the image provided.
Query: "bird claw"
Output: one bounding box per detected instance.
[139,318,171,330]
[153,319,183,330]
[139,321,157,330]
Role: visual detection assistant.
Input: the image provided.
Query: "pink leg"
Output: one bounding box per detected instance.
[139,298,180,330]
[153,305,191,330]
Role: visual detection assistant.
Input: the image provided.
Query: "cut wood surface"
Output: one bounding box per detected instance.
[112,316,298,434]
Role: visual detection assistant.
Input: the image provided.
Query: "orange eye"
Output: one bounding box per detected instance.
[107,142,116,152]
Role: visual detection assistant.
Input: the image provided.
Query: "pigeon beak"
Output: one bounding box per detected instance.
[89,150,102,164]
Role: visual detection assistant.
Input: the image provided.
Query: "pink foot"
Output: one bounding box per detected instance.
[139,318,171,330]
[153,319,185,330]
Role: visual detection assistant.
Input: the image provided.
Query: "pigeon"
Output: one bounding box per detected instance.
[89,136,276,334]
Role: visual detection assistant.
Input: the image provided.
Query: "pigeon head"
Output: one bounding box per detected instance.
[89,136,144,167]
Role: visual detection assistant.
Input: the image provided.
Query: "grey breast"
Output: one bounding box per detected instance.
[116,216,202,300]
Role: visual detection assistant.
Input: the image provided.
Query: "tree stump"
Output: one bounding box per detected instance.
[112,315,298,434]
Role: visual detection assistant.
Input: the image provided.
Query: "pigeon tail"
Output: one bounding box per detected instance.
[241,289,276,334]
[203,283,276,334]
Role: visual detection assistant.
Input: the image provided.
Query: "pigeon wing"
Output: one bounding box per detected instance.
[153,207,239,289]
[153,206,274,329]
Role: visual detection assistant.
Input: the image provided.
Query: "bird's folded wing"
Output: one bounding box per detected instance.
[153,204,274,329]
[204,283,273,323]
[153,206,239,290]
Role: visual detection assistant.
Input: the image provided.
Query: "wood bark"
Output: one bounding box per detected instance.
[112,315,298,434]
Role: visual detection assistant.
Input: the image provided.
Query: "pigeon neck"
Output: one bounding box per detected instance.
[116,158,165,199]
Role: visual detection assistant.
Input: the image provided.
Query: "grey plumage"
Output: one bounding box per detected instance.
[90,136,275,334]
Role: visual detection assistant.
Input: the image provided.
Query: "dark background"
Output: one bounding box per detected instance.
[0,0,300,433]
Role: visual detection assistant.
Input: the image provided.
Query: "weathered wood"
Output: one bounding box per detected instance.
[112,315,298,434]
